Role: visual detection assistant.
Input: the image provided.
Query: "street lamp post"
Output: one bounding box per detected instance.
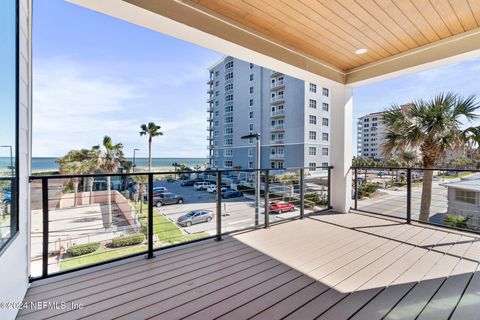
[0,145,14,177]
[133,149,140,173]
[241,133,261,226]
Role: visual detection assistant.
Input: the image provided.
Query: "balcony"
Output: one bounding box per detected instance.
[206,126,213,131]
[270,124,285,131]
[206,135,213,140]
[270,80,285,90]
[271,95,285,104]
[207,79,213,85]
[206,117,213,122]
[20,165,480,320]
[270,139,285,145]
[11,1,480,319]
[19,210,479,320]
[270,70,282,77]
[270,153,284,159]
[270,110,285,118]
[207,97,213,103]
[206,106,213,112]
[207,88,213,94]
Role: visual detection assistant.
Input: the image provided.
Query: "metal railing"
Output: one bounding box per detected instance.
[270,153,285,159]
[352,166,480,234]
[270,124,285,131]
[29,166,332,281]
[270,110,285,117]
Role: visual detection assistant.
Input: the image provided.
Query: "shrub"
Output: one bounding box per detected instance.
[444,215,469,229]
[357,183,380,199]
[66,242,100,257]
[111,233,145,247]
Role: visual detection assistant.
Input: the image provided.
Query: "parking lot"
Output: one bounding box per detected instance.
[153,180,301,235]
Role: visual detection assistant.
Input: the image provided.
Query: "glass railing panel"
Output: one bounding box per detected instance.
[151,170,214,249]
[355,167,408,219]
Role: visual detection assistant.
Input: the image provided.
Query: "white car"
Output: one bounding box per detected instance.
[207,185,229,193]
[194,182,209,190]
[206,184,217,193]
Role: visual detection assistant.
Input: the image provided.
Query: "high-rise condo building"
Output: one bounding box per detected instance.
[206,56,331,174]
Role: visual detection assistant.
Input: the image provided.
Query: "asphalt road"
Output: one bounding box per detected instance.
[154,180,300,235]
[357,178,449,221]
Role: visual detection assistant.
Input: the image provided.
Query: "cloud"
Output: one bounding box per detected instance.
[33,56,208,158]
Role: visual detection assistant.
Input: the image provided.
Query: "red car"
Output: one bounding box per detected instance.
[269,201,295,213]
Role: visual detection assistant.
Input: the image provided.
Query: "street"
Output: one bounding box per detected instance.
[154,180,302,235]
[357,177,449,221]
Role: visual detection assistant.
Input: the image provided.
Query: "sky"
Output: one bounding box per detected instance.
[33,0,480,158]
[0,1,17,161]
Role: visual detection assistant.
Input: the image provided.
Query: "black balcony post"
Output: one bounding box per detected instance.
[354,167,358,210]
[328,167,332,209]
[407,168,412,224]
[300,168,305,219]
[147,173,154,259]
[264,170,270,228]
[41,177,49,278]
[216,171,222,241]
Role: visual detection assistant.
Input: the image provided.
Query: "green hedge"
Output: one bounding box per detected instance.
[111,233,145,248]
[444,215,469,229]
[66,242,100,257]
[357,183,380,199]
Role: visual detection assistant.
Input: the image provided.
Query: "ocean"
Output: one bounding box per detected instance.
[0,157,207,172]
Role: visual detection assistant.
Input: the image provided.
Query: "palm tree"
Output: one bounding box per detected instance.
[120,159,133,191]
[193,165,202,171]
[81,149,100,205]
[386,157,405,184]
[382,92,480,222]
[94,136,125,227]
[133,174,148,216]
[352,156,376,183]
[57,149,98,206]
[172,162,179,179]
[140,122,163,172]
[58,158,82,206]
[401,151,417,167]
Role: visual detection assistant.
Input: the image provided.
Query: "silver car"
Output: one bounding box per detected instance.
[177,210,214,227]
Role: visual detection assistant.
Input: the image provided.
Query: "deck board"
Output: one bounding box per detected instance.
[18,212,480,320]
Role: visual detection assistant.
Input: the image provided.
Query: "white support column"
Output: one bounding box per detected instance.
[330,85,353,213]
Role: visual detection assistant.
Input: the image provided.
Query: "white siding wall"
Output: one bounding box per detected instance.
[0,0,31,319]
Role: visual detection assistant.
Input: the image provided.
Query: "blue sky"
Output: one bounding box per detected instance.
[0,0,17,162]
[33,0,480,158]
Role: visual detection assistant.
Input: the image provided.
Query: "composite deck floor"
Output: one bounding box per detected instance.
[18,212,480,320]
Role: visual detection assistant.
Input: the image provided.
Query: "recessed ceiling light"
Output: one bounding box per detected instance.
[355,48,368,55]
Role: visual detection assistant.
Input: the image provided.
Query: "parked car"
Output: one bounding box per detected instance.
[222,190,243,199]
[177,210,213,227]
[378,171,390,177]
[153,192,184,207]
[152,186,168,194]
[207,185,228,193]
[269,201,295,213]
[2,188,11,205]
[194,182,209,190]
[181,180,195,186]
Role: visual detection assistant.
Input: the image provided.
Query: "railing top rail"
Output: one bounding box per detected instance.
[351,166,480,172]
[29,166,334,180]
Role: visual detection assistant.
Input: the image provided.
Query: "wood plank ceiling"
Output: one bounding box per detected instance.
[186,0,480,72]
